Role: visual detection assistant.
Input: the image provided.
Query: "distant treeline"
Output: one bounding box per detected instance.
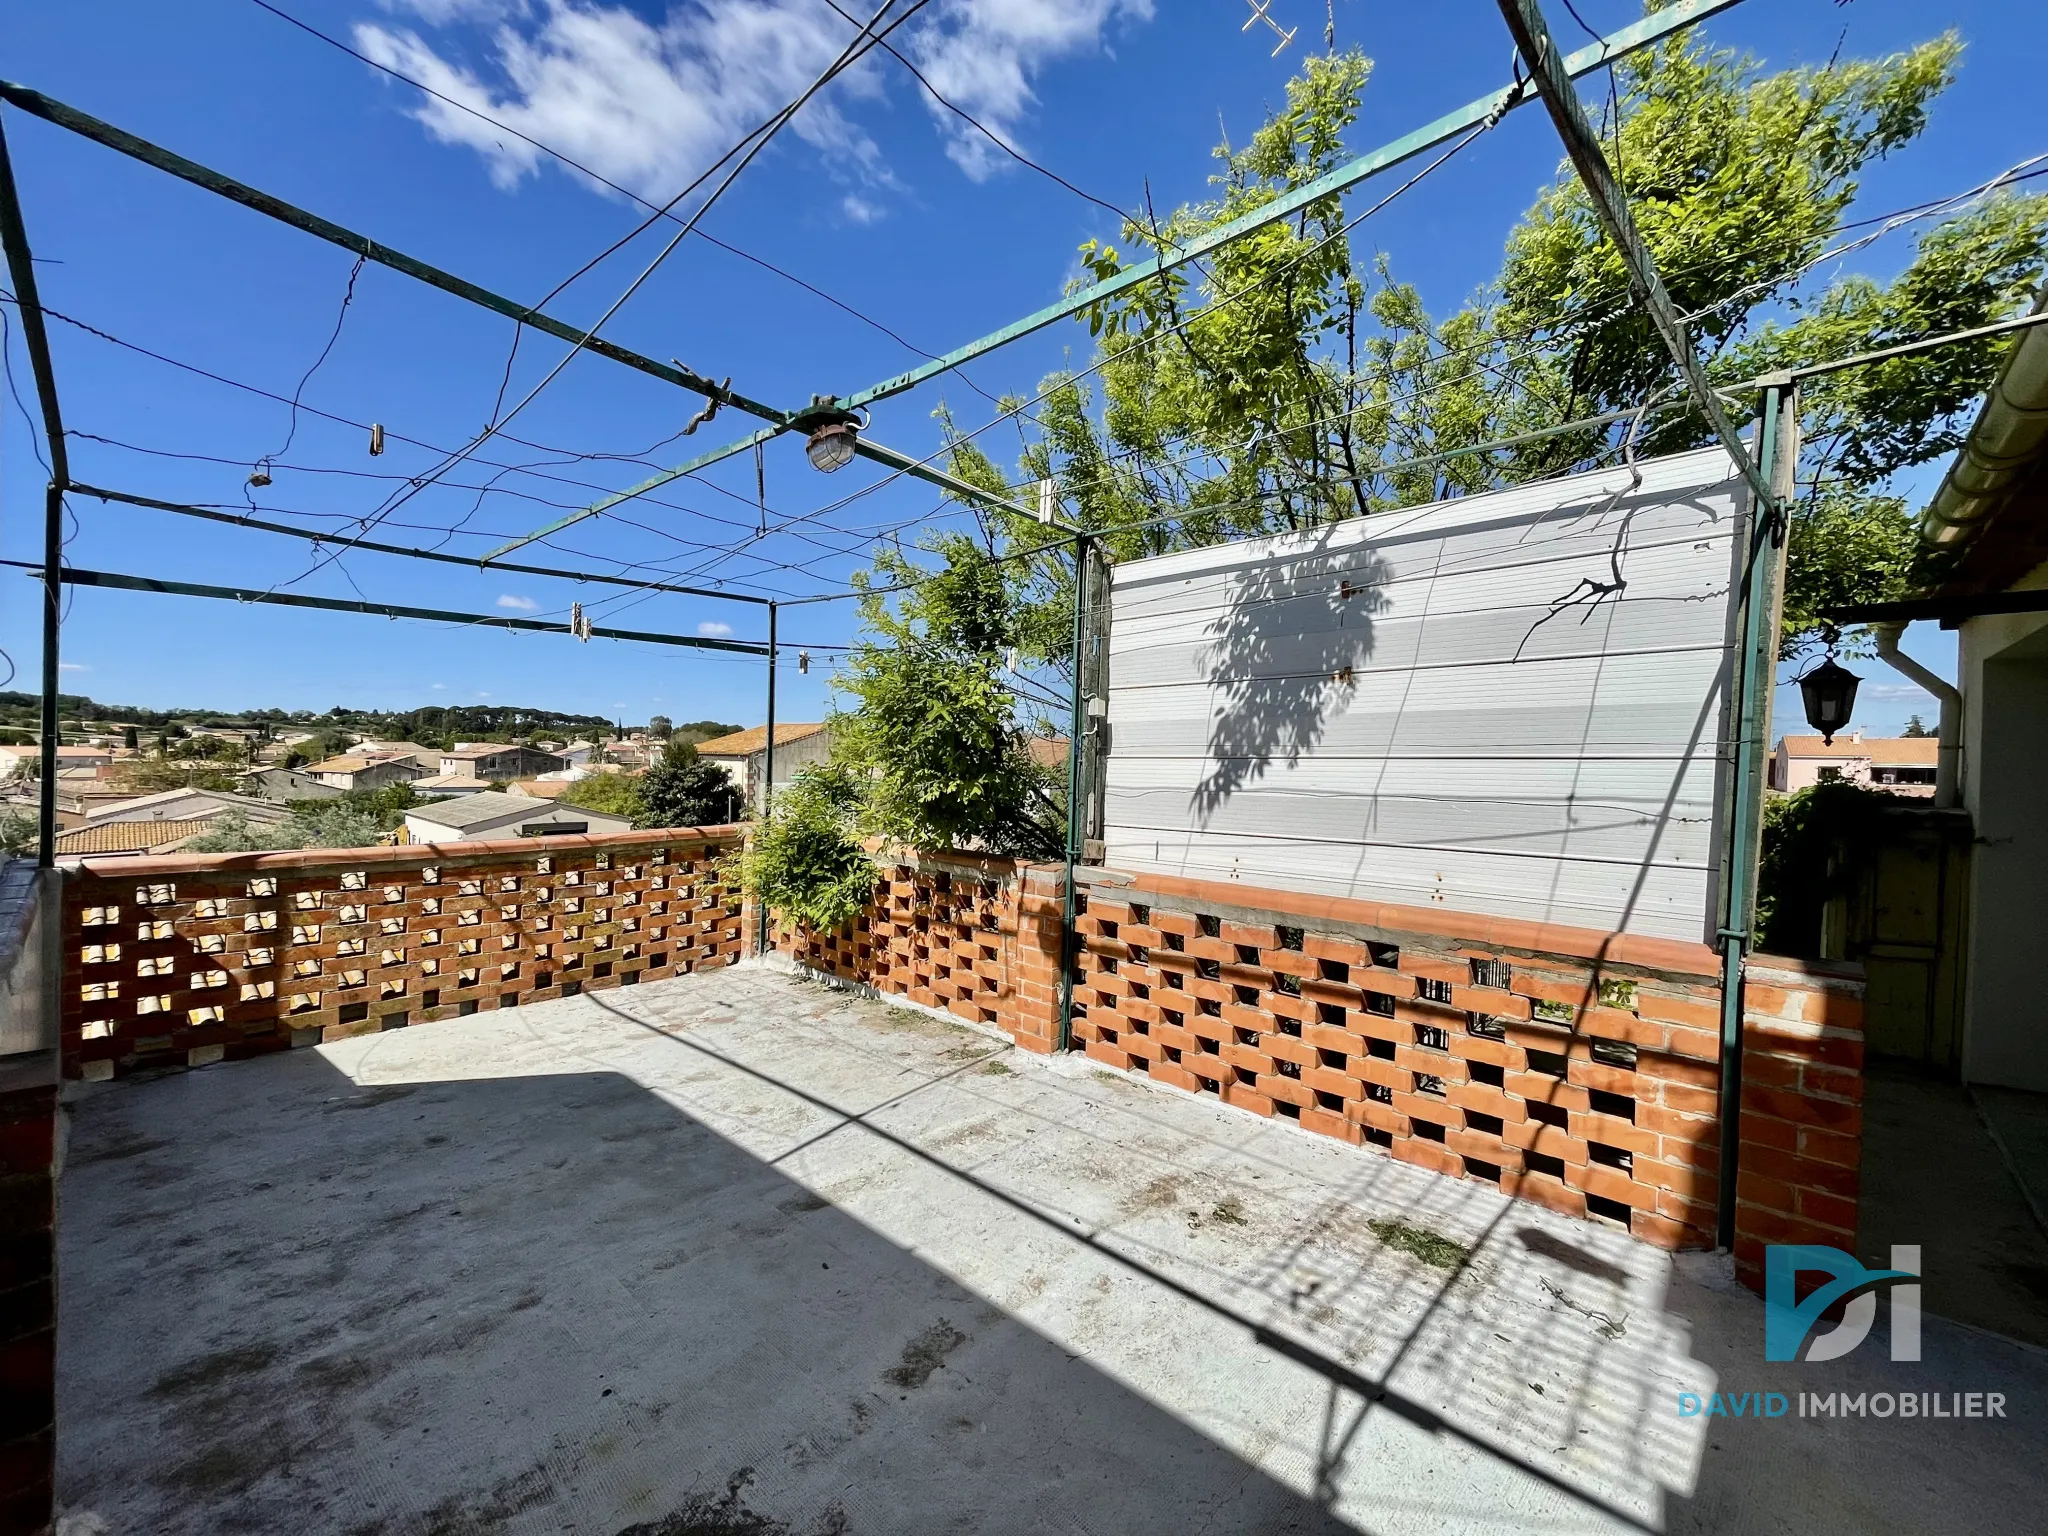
[0,693,724,746]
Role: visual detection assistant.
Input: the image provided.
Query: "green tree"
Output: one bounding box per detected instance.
[937,28,2045,661]
[1902,713,1931,737]
[182,804,387,853]
[113,757,240,794]
[732,764,873,932]
[638,742,743,829]
[833,534,1063,859]
[0,807,34,858]
[559,772,648,823]
[647,714,673,740]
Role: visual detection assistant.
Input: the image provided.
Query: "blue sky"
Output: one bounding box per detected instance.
[0,0,2035,737]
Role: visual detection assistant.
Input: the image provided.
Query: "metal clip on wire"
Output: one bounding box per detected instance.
[678,371,732,436]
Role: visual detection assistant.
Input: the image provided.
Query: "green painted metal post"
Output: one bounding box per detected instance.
[35,486,61,868]
[757,602,778,958]
[1056,537,1088,1054]
[1714,381,1793,1248]
[0,112,72,870]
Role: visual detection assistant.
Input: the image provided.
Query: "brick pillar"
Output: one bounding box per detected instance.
[0,1052,57,1536]
[1007,864,1066,1055]
[1733,956,1866,1293]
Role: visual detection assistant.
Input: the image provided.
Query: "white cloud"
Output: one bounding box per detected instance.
[356,1,889,200]
[353,1,1150,202]
[841,192,883,224]
[496,593,541,610]
[381,0,529,23]
[431,682,448,689]
[697,620,734,636]
[58,662,90,672]
[913,1,1153,180]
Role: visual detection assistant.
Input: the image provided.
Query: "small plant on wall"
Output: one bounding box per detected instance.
[732,764,875,935]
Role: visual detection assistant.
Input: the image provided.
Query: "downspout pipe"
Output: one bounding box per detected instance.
[1873,623,1961,809]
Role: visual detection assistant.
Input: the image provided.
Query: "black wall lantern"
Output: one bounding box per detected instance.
[1798,657,1861,744]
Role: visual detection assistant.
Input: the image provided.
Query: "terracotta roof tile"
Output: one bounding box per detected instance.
[1779,734,1938,764]
[693,723,827,757]
[57,819,213,855]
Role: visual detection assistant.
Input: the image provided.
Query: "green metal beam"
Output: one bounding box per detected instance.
[483,422,785,561]
[1493,0,1771,511]
[45,567,771,653]
[836,0,1748,413]
[0,83,1044,557]
[481,421,1037,562]
[0,80,781,416]
[0,110,70,871]
[70,481,771,605]
[497,0,1746,556]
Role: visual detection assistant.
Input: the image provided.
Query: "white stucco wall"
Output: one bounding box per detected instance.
[1956,561,2048,1090]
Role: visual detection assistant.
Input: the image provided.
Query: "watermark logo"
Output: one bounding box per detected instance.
[1764,1244,1921,1362]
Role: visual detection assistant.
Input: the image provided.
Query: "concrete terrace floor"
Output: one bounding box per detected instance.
[55,966,2048,1536]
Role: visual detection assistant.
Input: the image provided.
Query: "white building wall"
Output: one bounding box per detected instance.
[1101,447,1746,944]
[1955,566,2048,1090]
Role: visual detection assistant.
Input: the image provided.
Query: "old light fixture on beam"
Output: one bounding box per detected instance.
[793,395,863,474]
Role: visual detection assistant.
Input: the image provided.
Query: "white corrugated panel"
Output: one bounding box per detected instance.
[1101,447,1746,943]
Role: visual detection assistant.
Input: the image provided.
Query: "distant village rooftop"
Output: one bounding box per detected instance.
[694,723,828,757]
[54,819,213,857]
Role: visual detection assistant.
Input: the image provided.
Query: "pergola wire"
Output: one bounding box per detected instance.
[7,0,2043,1288]
[0,0,2032,861]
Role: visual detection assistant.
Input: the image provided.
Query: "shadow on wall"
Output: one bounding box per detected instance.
[1192,530,1388,822]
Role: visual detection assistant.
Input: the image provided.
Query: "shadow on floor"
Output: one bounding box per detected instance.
[58,1048,1358,1536]
[1856,1061,2048,1348]
[53,971,2048,1535]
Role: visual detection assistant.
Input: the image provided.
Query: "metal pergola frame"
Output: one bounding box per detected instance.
[6,0,2035,1256]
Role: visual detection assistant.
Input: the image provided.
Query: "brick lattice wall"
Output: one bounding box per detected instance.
[774,862,1868,1262]
[773,856,1066,1055]
[1066,880,1730,1250]
[56,835,1867,1277]
[60,829,744,1080]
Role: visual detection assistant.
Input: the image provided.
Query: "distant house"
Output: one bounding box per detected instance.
[351,741,444,771]
[403,791,630,845]
[695,723,832,811]
[1027,736,1070,772]
[55,819,217,859]
[238,767,345,801]
[303,753,431,793]
[409,772,492,799]
[437,744,567,781]
[1770,730,1939,797]
[0,744,114,780]
[86,787,291,829]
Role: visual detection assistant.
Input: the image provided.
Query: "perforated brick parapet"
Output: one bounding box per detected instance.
[60,827,744,1080]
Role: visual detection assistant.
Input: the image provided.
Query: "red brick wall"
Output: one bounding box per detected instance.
[1065,873,1730,1250]
[1,858,56,1536]
[768,854,1068,1055]
[1732,956,1867,1290]
[59,828,744,1080]
[775,863,1869,1266]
